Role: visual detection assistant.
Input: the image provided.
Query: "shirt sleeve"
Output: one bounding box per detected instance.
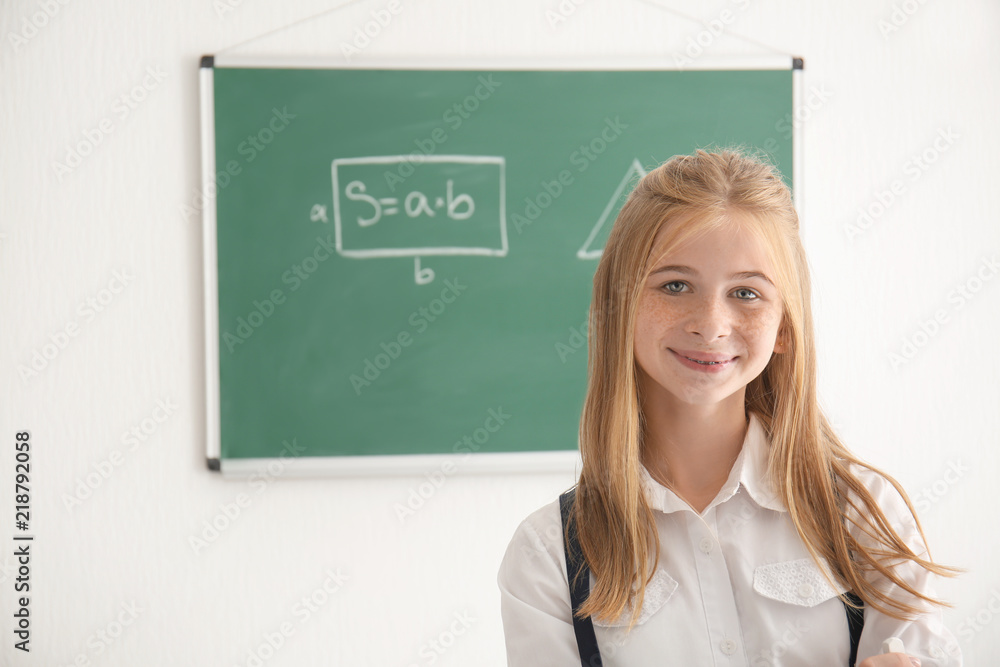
[847,465,963,666]
[497,500,583,667]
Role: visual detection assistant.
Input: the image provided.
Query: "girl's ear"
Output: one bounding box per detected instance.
[773,324,788,354]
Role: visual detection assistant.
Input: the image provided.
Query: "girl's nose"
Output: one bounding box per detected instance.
[684,296,732,341]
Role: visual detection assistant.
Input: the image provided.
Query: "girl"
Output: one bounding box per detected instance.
[498,148,962,666]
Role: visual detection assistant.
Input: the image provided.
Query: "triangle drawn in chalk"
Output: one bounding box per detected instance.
[577,159,647,259]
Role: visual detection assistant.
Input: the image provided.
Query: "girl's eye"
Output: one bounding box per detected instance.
[662,281,687,293]
[659,282,761,301]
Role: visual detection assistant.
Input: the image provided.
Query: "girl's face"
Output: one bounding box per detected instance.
[633,219,785,411]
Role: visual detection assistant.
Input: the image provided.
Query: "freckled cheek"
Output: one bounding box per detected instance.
[733,309,783,349]
[633,297,686,349]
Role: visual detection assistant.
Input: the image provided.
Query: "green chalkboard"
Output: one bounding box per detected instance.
[200,59,796,471]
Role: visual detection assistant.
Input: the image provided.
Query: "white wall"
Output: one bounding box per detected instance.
[2,0,997,665]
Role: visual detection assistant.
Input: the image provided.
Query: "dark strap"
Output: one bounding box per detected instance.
[559,486,865,666]
[836,480,866,665]
[844,590,864,666]
[559,488,602,667]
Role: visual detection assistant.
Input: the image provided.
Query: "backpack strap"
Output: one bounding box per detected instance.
[560,486,864,666]
[559,488,603,667]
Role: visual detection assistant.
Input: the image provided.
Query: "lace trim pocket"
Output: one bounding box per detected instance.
[753,557,848,607]
[592,568,679,628]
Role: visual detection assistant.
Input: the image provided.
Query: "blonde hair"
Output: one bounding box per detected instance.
[568,146,961,632]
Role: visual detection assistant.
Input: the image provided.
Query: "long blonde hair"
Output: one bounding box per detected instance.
[569,146,961,632]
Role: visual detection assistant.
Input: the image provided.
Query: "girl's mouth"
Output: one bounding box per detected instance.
[670,349,736,372]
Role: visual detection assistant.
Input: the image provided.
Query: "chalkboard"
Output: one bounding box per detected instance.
[199,56,800,475]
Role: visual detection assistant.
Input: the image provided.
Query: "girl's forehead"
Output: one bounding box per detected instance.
[645,220,772,270]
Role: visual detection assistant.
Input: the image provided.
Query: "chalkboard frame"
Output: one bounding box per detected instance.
[199,54,804,477]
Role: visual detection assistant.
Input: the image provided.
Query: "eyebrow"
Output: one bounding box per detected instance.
[649,264,775,286]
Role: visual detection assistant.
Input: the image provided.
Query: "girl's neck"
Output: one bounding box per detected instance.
[640,395,750,514]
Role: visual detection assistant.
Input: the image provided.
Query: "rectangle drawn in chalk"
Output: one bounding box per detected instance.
[332,155,507,259]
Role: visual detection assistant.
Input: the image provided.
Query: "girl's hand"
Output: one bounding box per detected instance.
[858,654,921,667]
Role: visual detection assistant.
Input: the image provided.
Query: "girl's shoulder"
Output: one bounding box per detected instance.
[837,458,927,553]
[498,496,568,583]
[839,459,910,511]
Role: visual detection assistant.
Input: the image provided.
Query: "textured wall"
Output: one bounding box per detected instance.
[1,0,997,664]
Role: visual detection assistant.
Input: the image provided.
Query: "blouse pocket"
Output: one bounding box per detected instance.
[753,557,848,607]
[592,567,679,628]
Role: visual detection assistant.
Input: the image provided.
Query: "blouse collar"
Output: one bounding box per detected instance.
[638,412,786,515]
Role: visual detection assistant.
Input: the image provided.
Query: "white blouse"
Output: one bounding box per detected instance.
[497,413,962,666]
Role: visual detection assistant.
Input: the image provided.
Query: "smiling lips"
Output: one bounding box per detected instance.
[672,348,735,363]
[670,348,736,371]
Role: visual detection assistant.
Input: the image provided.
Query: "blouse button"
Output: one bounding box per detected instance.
[797,583,814,599]
[699,537,714,554]
[720,639,737,655]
